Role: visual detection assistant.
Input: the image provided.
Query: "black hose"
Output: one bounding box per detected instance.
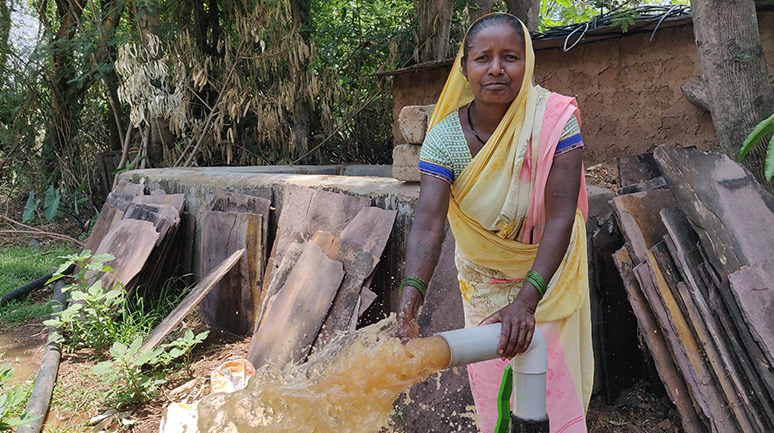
[0,263,75,306]
[16,280,67,433]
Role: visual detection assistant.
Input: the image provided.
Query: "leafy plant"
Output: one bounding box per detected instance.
[0,362,37,431]
[43,185,61,221]
[738,112,774,181]
[22,191,40,223]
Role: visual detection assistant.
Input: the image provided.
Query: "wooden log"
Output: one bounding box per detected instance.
[139,249,245,353]
[612,247,708,433]
[636,251,738,433]
[310,231,377,352]
[610,189,677,264]
[247,241,344,369]
[199,211,263,336]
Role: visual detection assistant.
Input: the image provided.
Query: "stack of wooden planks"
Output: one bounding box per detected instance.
[611,145,774,433]
[246,184,396,369]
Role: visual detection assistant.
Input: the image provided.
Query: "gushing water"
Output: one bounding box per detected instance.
[197,317,451,432]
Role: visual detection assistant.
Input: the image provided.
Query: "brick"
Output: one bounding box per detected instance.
[398,104,435,144]
[392,144,421,182]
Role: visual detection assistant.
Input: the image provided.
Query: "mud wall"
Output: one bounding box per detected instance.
[392,11,774,164]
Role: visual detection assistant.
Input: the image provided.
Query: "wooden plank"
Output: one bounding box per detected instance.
[660,207,709,299]
[254,241,305,335]
[654,145,774,403]
[338,206,397,258]
[247,241,344,369]
[84,203,118,254]
[199,211,262,336]
[616,152,662,187]
[728,260,774,375]
[651,243,760,432]
[140,249,245,353]
[612,247,708,433]
[132,193,185,213]
[206,190,271,266]
[610,189,677,264]
[92,219,160,291]
[266,185,369,285]
[637,252,738,433]
[618,176,668,195]
[309,231,377,352]
[123,203,180,243]
[112,179,145,196]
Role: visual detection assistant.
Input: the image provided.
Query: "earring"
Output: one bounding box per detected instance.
[501,68,505,74]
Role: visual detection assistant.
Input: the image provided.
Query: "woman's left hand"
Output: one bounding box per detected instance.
[479,286,540,360]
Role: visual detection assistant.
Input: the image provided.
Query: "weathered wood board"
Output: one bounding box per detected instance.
[92,219,160,291]
[254,241,305,335]
[610,189,677,264]
[660,207,709,299]
[84,203,119,253]
[654,145,774,403]
[309,231,377,352]
[123,203,180,243]
[617,152,662,187]
[266,185,369,286]
[637,252,737,433]
[132,193,185,214]
[200,210,263,336]
[651,243,757,432]
[618,176,668,195]
[728,259,774,376]
[247,241,344,369]
[206,190,271,264]
[612,247,708,433]
[140,249,245,353]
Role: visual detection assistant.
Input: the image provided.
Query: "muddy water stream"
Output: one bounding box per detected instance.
[0,327,44,386]
[198,318,452,432]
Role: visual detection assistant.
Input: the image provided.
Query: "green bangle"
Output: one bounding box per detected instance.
[400,276,427,299]
[525,270,547,298]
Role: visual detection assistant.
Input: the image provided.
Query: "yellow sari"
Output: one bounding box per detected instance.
[426,17,593,433]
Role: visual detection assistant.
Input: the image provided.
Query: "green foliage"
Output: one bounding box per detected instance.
[0,362,37,431]
[538,0,689,31]
[46,251,208,407]
[738,112,774,181]
[0,244,78,323]
[44,185,61,221]
[22,192,40,223]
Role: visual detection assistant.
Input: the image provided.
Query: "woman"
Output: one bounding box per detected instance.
[395,13,593,433]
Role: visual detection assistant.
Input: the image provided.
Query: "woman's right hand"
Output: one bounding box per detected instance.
[395,286,424,342]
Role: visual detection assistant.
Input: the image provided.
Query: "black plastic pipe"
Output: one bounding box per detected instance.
[16,280,67,433]
[0,264,74,306]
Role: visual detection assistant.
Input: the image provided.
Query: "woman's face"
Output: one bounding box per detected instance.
[462,23,526,109]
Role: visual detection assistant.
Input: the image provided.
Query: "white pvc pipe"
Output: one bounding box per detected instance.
[436,324,548,422]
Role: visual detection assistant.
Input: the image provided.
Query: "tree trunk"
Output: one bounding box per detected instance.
[291,0,312,158]
[0,0,10,73]
[504,0,540,32]
[691,0,774,190]
[415,0,453,62]
[98,0,125,151]
[467,0,493,23]
[41,0,88,184]
[136,0,175,167]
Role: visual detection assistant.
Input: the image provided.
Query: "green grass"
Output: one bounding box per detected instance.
[0,244,78,323]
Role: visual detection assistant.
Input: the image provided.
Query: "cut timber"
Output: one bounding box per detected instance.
[200,211,263,336]
[728,259,774,377]
[123,203,180,244]
[132,193,185,214]
[612,247,708,433]
[636,252,737,433]
[653,144,774,280]
[310,231,377,352]
[92,219,159,291]
[206,191,271,265]
[610,189,677,264]
[651,243,755,432]
[660,207,709,299]
[247,241,344,369]
[84,203,118,253]
[654,145,774,402]
[140,249,245,353]
[266,185,369,286]
[254,242,305,335]
[618,176,668,195]
[616,152,662,187]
